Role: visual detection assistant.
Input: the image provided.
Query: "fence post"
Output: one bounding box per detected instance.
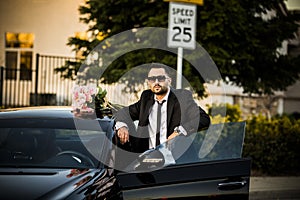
[0,66,3,107]
[35,53,39,106]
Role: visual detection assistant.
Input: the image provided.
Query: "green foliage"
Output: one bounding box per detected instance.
[94,87,108,110]
[208,103,242,123]
[58,0,300,96]
[243,115,300,175]
[207,104,300,175]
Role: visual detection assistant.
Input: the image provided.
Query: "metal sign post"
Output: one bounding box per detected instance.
[176,47,183,89]
[167,2,197,88]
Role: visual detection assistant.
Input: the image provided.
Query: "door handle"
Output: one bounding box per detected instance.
[218,180,247,191]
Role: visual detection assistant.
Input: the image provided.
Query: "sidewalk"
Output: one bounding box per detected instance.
[250,177,300,199]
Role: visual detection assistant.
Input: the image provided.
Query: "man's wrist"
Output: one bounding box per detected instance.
[174,126,187,136]
[115,121,128,130]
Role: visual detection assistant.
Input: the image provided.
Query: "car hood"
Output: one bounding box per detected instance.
[0,167,103,200]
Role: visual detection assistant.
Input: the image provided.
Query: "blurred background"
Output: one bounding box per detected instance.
[0,0,300,176]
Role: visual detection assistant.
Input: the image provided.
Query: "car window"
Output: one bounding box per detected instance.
[124,122,246,172]
[173,122,246,165]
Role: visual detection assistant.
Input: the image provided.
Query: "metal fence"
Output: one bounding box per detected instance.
[0,53,138,109]
[0,54,77,108]
[35,54,76,106]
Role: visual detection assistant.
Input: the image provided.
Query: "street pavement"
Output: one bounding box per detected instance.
[250,176,300,199]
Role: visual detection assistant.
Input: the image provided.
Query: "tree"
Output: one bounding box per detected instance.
[57,0,300,96]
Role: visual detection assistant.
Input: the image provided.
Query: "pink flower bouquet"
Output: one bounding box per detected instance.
[72,85,98,116]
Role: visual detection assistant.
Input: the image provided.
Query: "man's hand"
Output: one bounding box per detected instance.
[117,126,130,144]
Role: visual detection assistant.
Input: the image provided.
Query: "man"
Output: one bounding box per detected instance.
[114,63,210,153]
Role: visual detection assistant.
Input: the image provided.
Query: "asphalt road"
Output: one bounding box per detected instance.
[249,177,300,200]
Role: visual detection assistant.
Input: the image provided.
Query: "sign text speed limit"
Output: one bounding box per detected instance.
[168,2,196,49]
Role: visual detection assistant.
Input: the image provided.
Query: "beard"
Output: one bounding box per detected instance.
[151,84,168,95]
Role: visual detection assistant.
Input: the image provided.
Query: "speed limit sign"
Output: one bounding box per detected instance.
[167,2,196,50]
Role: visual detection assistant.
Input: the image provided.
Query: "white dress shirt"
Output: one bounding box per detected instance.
[148,89,170,149]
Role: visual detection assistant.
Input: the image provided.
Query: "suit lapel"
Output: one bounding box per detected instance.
[167,90,176,127]
[141,91,155,125]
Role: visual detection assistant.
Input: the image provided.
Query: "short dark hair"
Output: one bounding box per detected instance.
[148,63,171,76]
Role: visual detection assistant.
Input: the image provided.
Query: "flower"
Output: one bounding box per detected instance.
[72,85,111,118]
[72,84,98,112]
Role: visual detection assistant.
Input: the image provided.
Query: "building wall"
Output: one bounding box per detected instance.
[0,0,88,107]
[284,80,300,114]
[0,0,88,66]
[284,8,300,114]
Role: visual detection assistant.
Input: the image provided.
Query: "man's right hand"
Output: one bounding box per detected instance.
[117,126,130,144]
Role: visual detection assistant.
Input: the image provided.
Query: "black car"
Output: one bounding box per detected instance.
[0,107,251,199]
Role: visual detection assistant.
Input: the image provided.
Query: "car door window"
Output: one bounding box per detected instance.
[173,121,246,165]
[124,122,246,172]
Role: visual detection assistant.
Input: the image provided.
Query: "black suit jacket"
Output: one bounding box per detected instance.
[114,89,210,153]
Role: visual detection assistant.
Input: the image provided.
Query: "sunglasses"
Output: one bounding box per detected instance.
[147,75,168,82]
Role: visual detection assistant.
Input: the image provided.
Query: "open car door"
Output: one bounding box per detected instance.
[116,122,251,199]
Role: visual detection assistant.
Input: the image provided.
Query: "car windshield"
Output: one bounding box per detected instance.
[0,118,113,169]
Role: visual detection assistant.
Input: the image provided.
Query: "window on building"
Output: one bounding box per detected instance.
[5,32,34,80]
[5,51,17,80]
[6,32,34,48]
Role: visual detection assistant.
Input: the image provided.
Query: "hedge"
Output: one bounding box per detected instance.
[243,115,300,175]
[208,103,300,175]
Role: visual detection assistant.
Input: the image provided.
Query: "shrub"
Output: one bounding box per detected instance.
[208,103,242,124]
[207,103,300,175]
[243,115,300,175]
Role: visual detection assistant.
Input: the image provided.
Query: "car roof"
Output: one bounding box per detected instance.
[0,106,114,131]
[0,106,75,119]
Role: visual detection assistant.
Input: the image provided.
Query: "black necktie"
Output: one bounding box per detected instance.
[156,100,166,146]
